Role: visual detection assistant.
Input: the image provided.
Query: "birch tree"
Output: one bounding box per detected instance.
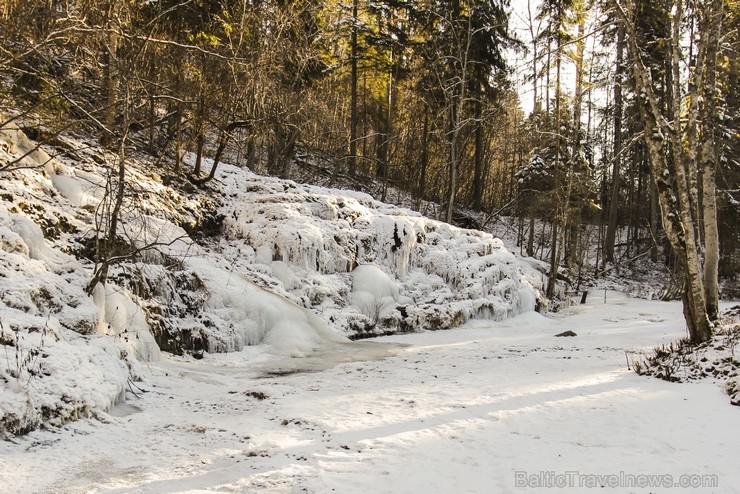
[612,0,724,342]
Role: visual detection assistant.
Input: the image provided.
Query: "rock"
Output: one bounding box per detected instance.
[555,330,577,337]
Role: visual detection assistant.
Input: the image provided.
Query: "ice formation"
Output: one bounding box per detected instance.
[0,123,542,434]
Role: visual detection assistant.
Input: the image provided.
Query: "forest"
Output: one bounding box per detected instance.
[0,0,737,344]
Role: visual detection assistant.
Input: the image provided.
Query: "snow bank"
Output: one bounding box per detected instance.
[0,119,56,173]
[10,213,71,265]
[0,316,131,436]
[0,201,131,435]
[0,126,136,435]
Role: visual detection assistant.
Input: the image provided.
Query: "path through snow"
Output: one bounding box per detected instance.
[2,293,738,493]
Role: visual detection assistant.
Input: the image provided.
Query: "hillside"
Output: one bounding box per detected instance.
[0,117,543,436]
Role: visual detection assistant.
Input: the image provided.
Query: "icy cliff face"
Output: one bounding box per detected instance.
[0,124,543,357]
[214,164,543,337]
[0,121,542,433]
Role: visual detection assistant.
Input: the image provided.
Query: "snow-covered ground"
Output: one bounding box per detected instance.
[2,293,737,494]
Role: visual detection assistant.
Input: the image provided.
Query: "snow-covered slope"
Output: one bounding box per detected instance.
[0,121,542,435]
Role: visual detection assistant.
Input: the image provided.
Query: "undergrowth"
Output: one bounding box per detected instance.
[632,306,740,406]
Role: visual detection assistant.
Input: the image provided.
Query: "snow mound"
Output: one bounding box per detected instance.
[0,191,132,434]
[93,283,161,362]
[0,318,132,436]
[351,264,401,320]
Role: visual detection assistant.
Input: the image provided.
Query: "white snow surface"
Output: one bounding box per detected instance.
[1,294,738,493]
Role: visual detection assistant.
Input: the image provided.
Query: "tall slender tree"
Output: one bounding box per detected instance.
[612,0,724,342]
[604,18,625,265]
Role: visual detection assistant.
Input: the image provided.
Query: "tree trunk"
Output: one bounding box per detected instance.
[643,84,711,345]
[148,95,155,154]
[376,62,394,184]
[417,112,429,207]
[650,175,660,261]
[699,0,724,322]
[349,0,358,177]
[567,10,586,271]
[547,30,564,298]
[547,220,559,298]
[174,104,183,173]
[268,122,296,178]
[190,121,251,185]
[88,124,129,294]
[446,106,458,225]
[605,22,625,265]
[194,132,204,176]
[472,100,484,209]
[102,23,118,146]
[527,0,539,113]
[545,39,551,114]
[702,156,720,321]
[193,95,206,176]
[614,0,713,343]
[246,139,256,170]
